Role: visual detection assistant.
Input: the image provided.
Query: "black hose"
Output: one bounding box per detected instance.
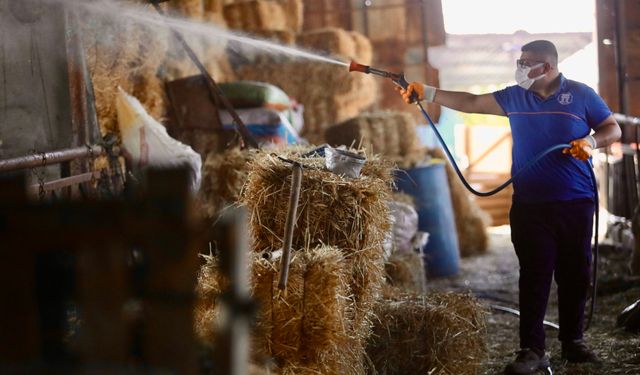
[414,101,600,330]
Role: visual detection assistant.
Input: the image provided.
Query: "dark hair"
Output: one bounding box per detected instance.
[521,40,558,65]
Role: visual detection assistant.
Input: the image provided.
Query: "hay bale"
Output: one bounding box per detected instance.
[253,30,297,45]
[427,148,491,257]
[193,254,225,344]
[384,250,426,294]
[277,0,304,32]
[349,31,373,65]
[242,150,392,254]
[168,0,205,19]
[296,28,356,60]
[325,111,421,161]
[235,62,377,144]
[130,71,167,121]
[199,147,257,218]
[223,1,288,32]
[367,291,487,375]
[251,246,359,373]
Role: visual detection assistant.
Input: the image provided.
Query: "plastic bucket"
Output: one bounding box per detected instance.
[395,161,460,277]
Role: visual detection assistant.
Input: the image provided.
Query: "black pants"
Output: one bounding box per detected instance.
[510,198,595,351]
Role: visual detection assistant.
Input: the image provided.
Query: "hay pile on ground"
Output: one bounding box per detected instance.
[427,148,491,257]
[385,250,426,294]
[296,28,372,64]
[198,147,257,217]
[367,290,487,375]
[235,62,377,144]
[325,111,422,162]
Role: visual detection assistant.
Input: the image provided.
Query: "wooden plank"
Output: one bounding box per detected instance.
[596,0,620,112]
[141,169,199,375]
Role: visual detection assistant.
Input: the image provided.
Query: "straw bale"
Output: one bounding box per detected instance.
[296,28,356,60]
[350,31,373,65]
[223,1,288,32]
[235,61,377,144]
[427,148,490,257]
[367,291,487,375]
[253,30,297,46]
[130,71,167,121]
[251,246,358,373]
[193,254,226,344]
[168,0,205,20]
[199,147,257,218]
[325,111,421,160]
[203,0,226,14]
[241,150,392,254]
[81,16,137,136]
[277,0,304,32]
[384,250,426,294]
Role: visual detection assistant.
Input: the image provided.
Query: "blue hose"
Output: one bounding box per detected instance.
[414,101,599,330]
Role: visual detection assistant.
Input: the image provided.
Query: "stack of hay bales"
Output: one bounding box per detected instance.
[222,0,302,45]
[237,148,392,372]
[324,111,422,164]
[296,27,373,64]
[366,290,487,375]
[235,62,376,144]
[427,147,491,257]
[164,0,236,82]
[80,4,170,135]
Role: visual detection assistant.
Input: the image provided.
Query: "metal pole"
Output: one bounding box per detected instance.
[278,162,303,293]
[0,145,110,173]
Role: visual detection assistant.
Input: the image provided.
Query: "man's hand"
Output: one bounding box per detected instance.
[563,137,595,161]
[395,82,435,104]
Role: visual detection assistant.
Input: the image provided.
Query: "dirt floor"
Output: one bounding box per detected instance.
[427,225,640,375]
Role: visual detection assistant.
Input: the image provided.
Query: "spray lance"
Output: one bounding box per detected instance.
[349,60,600,331]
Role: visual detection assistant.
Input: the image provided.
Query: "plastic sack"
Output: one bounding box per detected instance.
[116,88,202,192]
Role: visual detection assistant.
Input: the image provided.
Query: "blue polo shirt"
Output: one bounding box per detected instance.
[493,74,612,203]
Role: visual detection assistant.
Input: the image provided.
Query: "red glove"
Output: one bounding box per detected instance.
[563,138,595,161]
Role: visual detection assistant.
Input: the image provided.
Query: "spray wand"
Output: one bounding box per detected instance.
[349,61,419,103]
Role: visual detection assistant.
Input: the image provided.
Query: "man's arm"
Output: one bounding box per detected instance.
[591,115,621,148]
[432,90,506,116]
[400,84,506,116]
[563,115,621,160]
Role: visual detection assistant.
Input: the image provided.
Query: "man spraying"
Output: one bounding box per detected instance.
[397,40,621,374]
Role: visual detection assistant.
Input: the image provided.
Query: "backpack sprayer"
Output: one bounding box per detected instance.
[349,60,600,334]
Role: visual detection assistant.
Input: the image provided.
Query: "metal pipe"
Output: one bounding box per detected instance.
[150,3,260,150]
[614,113,640,126]
[0,145,110,173]
[26,170,102,195]
[278,162,303,292]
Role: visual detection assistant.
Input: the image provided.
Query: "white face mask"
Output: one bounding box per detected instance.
[515,63,545,90]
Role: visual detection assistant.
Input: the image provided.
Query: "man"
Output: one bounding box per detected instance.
[397,40,621,374]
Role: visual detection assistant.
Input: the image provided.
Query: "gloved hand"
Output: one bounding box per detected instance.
[563,136,596,161]
[395,82,436,104]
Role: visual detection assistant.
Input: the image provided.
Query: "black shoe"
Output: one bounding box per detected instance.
[561,340,601,363]
[504,348,551,375]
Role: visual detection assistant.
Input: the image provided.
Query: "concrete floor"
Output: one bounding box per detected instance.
[427,226,640,375]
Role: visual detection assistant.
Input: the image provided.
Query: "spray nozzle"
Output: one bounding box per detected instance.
[348,61,411,91]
